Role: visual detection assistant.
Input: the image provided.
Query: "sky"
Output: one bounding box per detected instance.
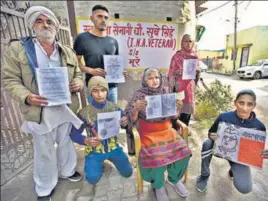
[197,1,268,50]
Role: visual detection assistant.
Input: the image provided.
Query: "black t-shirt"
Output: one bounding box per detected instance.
[73,32,119,87]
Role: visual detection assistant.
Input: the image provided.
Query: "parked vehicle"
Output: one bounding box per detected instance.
[236,59,268,79]
[200,61,208,72]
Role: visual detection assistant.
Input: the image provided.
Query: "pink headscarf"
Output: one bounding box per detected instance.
[168,34,199,104]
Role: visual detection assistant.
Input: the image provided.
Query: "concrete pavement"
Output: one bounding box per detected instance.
[1,125,268,201]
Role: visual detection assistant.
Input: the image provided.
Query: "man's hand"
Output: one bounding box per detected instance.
[120,116,129,127]
[135,100,148,112]
[89,68,106,76]
[260,150,268,159]
[209,133,218,141]
[26,94,48,107]
[70,80,83,93]
[123,70,129,79]
[84,137,101,147]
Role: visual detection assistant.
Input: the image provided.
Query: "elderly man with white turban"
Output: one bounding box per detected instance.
[2,6,84,201]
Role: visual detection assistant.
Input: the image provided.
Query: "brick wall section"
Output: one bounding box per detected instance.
[17,1,69,26]
[18,1,185,24]
[14,1,194,102]
[73,1,187,101]
[74,1,183,21]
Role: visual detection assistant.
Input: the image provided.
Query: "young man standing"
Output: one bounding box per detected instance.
[74,5,127,104]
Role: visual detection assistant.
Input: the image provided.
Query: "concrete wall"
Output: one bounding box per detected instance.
[72,1,196,103]
[4,1,197,104]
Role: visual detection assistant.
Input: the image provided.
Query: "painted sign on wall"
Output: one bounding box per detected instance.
[76,17,179,69]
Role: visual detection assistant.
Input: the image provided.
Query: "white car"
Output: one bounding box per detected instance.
[236,59,268,79]
[200,61,208,72]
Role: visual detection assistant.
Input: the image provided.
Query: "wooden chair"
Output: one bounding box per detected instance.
[132,119,189,194]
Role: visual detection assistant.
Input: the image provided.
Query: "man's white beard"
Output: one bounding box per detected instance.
[36,29,56,44]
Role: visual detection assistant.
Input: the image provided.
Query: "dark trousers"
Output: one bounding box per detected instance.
[172,113,192,130]
[200,138,252,194]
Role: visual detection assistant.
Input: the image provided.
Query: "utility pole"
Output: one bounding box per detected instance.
[66,0,87,108]
[66,0,77,41]
[233,0,238,73]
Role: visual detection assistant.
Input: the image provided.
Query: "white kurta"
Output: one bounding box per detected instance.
[20,39,83,197]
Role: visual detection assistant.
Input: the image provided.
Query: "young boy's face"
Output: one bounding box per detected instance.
[234,94,256,119]
[91,86,108,104]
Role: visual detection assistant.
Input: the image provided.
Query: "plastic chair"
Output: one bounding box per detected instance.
[132,119,189,194]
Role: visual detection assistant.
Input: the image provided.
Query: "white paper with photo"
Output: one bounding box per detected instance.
[213,122,267,168]
[104,55,125,83]
[146,95,162,119]
[162,93,177,117]
[36,67,71,106]
[97,111,121,140]
[182,59,197,80]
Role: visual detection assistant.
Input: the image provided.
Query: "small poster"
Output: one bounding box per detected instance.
[104,55,125,83]
[145,93,177,119]
[213,122,267,169]
[182,59,197,80]
[36,67,71,106]
[97,111,121,140]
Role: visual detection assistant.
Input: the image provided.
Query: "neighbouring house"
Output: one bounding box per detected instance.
[221,26,268,74]
[197,49,225,70]
[197,49,225,59]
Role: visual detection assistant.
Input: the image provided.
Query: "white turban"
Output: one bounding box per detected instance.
[25,6,60,30]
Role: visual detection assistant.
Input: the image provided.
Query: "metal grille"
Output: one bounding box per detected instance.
[0,6,71,185]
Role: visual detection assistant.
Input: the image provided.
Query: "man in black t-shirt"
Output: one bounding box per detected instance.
[74,5,127,104]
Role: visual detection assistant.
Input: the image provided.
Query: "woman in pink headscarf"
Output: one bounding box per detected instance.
[168,34,200,128]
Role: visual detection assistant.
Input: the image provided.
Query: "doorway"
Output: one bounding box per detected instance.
[240,47,250,67]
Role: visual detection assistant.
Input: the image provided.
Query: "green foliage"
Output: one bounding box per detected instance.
[195,100,219,121]
[195,79,233,128]
[196,79,233,112]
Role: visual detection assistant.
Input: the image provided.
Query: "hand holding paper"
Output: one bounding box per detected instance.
[176,99,183,111]
[123,70,129,79]
[26,93,48,107]
[84,137,101,147]
[120,116,129,127]
[89,68,107,76]
[260,149,268,159]
[135,100,148,112]
[70,80,83,92]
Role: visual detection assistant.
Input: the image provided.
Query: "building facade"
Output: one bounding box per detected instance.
[221,26,268,74]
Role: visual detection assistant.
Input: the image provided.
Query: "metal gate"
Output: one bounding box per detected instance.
[0,6,72,186]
